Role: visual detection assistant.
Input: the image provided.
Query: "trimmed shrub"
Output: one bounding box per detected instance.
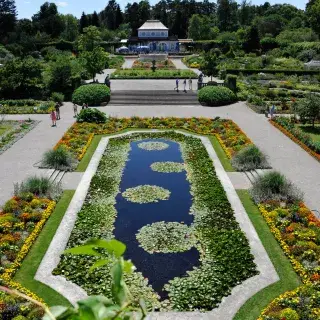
[14,176,62,200]
[231,145,270,171]
[40,146,77,171]
[72,84,111,106]
[198,86,237,106]
[77,108,107,123]
[250,171,303,204]
[50,92,65,104]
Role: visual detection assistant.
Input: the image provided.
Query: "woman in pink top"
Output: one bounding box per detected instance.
[50,110,57,127]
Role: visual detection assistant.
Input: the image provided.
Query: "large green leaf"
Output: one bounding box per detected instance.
[89,259,111,273]
[64,245,102,257]
[86,239,126,257]
[111,261,127,307]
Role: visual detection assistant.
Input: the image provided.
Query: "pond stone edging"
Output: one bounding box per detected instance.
[35,130,279,317]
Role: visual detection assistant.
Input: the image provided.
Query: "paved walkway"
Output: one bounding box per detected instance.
[0,103,75,205]
[122,57,135,69]
[100,102,320,213]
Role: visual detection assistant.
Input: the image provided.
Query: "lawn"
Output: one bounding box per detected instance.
[110,69,197,79]
[14,190,75,307]
[234,190,301,320]
[0,123,13,136]
[298,124,320,142]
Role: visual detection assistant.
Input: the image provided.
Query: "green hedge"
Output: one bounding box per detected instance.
[198,86,237,106]
[226,69,320,75]
[72,84,111,106]
[110,69,197,79]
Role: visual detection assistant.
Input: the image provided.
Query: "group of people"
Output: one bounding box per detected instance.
[50,102,61,127]
[174,77,193,93]
[50,102,90,127]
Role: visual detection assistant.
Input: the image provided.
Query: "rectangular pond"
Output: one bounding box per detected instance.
[55,132,257,311]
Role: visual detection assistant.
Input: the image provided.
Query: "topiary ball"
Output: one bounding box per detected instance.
[77,108,107,123]
[198,86,237,106]
[72,84,111,106]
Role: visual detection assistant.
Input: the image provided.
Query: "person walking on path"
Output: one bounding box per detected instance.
[73,103,78,117]
[50,109,57,127]
[174,78,180,92]
[270,104,276,119]
[183,79,187,92]
[55,103,60,120]
[189,77,192,91]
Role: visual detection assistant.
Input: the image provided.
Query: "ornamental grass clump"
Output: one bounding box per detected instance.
[14,176,62,200]
[231,145,270,171]
[40,146,77,171]
[250,171,303,204]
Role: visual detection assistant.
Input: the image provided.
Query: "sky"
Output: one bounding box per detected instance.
[16,0,307,19]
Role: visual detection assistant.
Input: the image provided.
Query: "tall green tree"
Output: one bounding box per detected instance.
[61,14,79,41]
[200,51,218,81]
[0,0,17,42]
[91,11,100,27]
[188,14,213,40]
[297,94,320,128]
[306,0,320,36]
[79,12,89,33]
[80,47,109,81]
[217,0,238,32]
[78,26,102,51]
[243,25,260,52]
[32,2,64,38]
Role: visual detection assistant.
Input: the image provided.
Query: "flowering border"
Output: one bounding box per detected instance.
[269,119,320,162]
[77,133,94,160]
[1,201,56,285]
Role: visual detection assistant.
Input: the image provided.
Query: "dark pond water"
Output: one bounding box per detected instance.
[114,139,200,299]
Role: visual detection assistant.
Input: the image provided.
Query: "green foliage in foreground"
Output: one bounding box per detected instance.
[198,86,237,106]
[234,191,301,320]
[110,69,197,79]
[54,132,257,311]
[72,84,110,106]
[41,146,78,171]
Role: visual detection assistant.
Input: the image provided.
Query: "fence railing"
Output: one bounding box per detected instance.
[197,82,225,90]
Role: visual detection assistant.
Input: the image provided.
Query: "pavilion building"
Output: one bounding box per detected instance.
[124,20,192,53]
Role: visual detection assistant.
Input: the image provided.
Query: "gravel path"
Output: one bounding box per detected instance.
[0,103,75,205]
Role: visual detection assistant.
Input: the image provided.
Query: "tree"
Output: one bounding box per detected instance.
[100,0,122,30]
[297,94,320,128]
[200,51,218,80]
[217,0,238,32]
[91,11,100,27]
[0,57,43,98]
[306,0,320,36]
[32,2,64,38]
[61,14,79,41]
[243,25,260,52]
[79,12,89,33]
[78,26,102,51]
[256,14,286,37]
[0,0,17,42]
[188,14,213,40]
[80,47,109,81]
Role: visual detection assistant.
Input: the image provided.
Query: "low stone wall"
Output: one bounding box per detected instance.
[139,53,168,61]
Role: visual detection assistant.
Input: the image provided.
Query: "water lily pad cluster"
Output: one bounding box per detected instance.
[150,162,185,173]
[136,221,196,253]
[122,185,170,203]
[138,141,169,151]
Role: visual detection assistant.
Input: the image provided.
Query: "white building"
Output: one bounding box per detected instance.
[126,20,190,53]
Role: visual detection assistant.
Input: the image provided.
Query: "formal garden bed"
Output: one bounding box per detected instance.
[132,59,176,69]
[53,131,257,311]
[110,69,197,79]
[0,120,39,155]
[0,100,54,114]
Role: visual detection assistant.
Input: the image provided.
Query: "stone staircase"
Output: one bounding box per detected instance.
[244,169,273,184]
[109,90,200,106]
[44,169,65,184]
